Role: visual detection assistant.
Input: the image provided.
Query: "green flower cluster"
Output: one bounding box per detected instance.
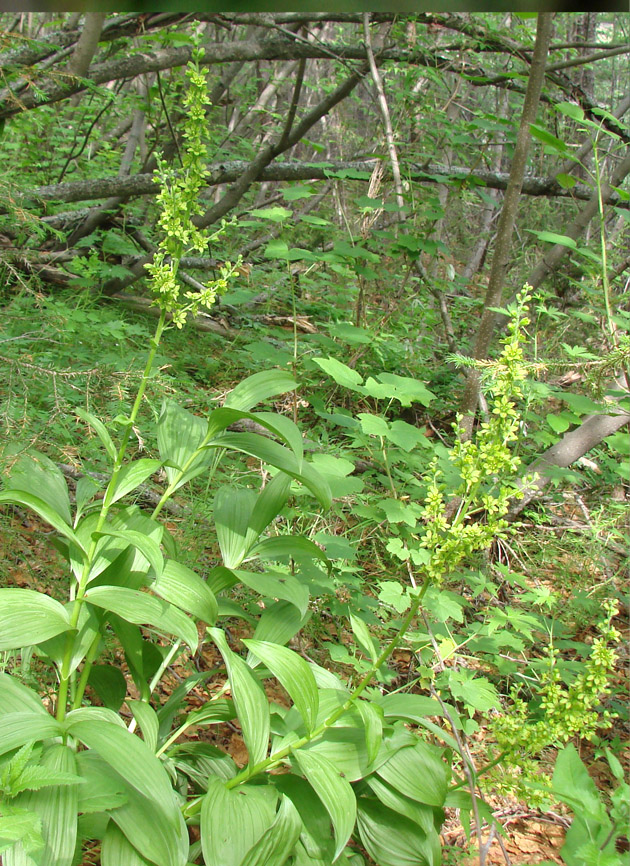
[490,600,620,802]
[417,289,531,583]
[144,46,241,328]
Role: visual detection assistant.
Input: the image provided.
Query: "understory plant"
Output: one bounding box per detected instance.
[0,49,603,866]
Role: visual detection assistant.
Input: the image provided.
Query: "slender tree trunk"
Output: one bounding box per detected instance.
[66,13,105,78]
[459,13,553,438]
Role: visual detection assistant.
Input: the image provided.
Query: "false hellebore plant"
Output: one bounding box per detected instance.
[1,49,534,866]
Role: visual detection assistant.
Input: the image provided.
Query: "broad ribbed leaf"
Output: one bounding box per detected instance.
[76,751,186,866]
[376,693,444,723]
[0,490,85,553]
[4,448,72,526]
[239,795,302,866]
[0,589,71,651]
[253,600,305,649]
[294,750,356,861]
[6,744,79,866]
[0,673,46,716]
[39,601,101,675]
[244,473,292,549]
[272,774,335,862]
[84,585,198,651]
[101,821,153,866]
[128,700,159,753]
[249,536,329,567]
[64,717,180,816]
[224,370,297,411]
[75,408,117,461]
[208,628,270,766]
[75,752,128,814]
[376,740,448,807]
[244,639,319,733]
[200,776,276,866]
[206,565,239,595]
[87,665,127,712]
[357,798,436,866]
[356,701,384,766]
[312,357,363,391]
[0,714,63,757]
[254,412,304,467]
[157,400,210,489]
[204,433,331,508]
[349,614,379,663]
[110,459,162,504]
[367,777,436,834]
[214,487,256,568]
[153,559,217,625]
[238,570,309,618]
[93,529,163,578]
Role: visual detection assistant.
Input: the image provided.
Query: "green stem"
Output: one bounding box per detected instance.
[56,309,168,721]
[217,579,431,792]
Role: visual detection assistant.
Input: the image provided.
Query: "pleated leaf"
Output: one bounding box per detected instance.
[153,559,217,625]
[244,639,319,733]
[75,749,187,866]
[238,570,309,618]
[252,600,305,648]
[214,487,257,568]
[376,740,449,807]
[84,585,198,652]
[75,408,117,462]
[201,776,276,866]
[294,749,356,861]
[244,473,292,549]
[0,714,64,759]
[356,798,436,866]
[128,700,159,753]
[101,820,154,866]
[239,795,302,866]
[0,490,85,553]
[224,370,297,411]
[204,433,331,508]
[109,459,162,505]
[0,674,46,716]
[0,589,71,651]
[208,628,270,766]
[157,400,211,490]
[4,448,72,526]
[92,529,163,578]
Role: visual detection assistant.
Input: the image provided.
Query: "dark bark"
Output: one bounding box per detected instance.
[459,13,553,438]
[18,161,628,210]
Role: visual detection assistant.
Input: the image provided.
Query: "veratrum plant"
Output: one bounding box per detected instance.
[0,52,531,866]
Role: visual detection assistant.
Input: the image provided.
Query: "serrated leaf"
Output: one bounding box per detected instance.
[0,589,71,651]
[84,586,198,652]
[8,744,79,866]
[294,749,356,861]
[244,639,319,733]
[201,776,276,866]
[208,628,270,766]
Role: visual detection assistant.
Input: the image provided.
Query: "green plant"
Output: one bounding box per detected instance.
[533,743,629,866]
[0,48,560,866]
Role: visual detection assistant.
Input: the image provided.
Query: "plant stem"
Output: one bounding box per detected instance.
[220,579,431,791]
[56,309,167,721]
